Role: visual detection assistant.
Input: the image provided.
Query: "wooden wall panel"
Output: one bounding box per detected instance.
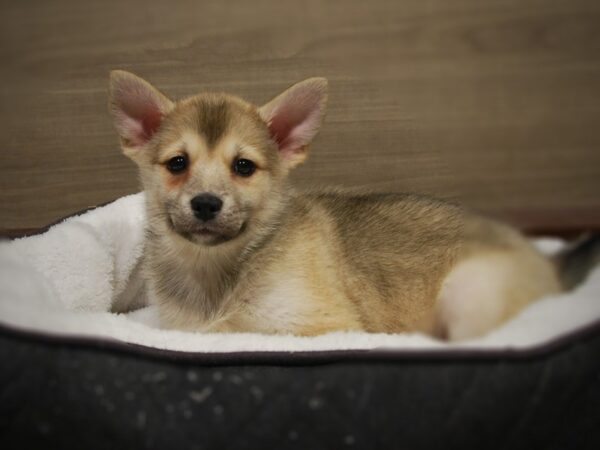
[1,0,599,229]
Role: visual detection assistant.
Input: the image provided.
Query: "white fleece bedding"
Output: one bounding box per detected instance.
[0,192,598,354]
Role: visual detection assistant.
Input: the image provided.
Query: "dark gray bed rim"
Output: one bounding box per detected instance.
[0,317,599,366]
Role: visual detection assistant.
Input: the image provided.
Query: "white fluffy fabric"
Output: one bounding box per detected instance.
[0,192,598,353]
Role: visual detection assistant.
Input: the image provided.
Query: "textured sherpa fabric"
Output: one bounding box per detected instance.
[0,192,599,353]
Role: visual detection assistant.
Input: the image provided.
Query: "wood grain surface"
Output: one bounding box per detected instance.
[1,0,599,230]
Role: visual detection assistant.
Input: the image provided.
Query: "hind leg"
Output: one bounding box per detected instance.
[435,251,561,341]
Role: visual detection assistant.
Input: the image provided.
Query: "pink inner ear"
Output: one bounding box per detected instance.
[142,109,163,139]
[113,83,167,148]
[265,86,325,157]
[118,111,162,147]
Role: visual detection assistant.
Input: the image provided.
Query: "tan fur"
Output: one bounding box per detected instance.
[109,71,563,340]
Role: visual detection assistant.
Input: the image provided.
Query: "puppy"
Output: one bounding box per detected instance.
[110,71,580,340]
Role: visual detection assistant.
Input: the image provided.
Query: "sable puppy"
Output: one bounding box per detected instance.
[109,71,566,340]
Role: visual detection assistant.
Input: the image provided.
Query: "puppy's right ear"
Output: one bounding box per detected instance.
[259,78,328,169]
[109,70,173,156]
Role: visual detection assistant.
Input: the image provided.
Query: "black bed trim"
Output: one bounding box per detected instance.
[0,317,599,366]
[1,201,113,239]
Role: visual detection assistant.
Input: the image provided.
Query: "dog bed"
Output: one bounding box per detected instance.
[1,193,599,449]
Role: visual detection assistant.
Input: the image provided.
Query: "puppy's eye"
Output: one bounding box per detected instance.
[233,158,256,177]
[167,155,188,173]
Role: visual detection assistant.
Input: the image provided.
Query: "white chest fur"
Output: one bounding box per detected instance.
[239,277,318,334]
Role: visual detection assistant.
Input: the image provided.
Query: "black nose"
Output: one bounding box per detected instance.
[190,193,223,222]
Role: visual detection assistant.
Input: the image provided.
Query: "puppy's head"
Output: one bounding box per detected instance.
[109,71,327,246]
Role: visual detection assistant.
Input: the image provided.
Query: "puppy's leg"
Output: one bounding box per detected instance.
[434,251,561,340]
[112,258,148,313]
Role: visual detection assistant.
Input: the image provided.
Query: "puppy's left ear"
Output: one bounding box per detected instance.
[109,70,174,158]
[259,78,328,168]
